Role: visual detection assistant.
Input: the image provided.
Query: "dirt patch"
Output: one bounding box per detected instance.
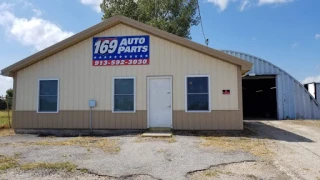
[1,137,120,153]
[135,136,176,143]
[0,129,15,137]
[188,161,290,180]
[200,136,272,158]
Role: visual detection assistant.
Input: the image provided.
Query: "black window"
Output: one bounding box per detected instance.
[38,80,58,112]
[186,76,209,111]
[113,78,135,112]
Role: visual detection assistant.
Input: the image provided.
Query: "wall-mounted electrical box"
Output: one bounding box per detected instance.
[88,100,96,108]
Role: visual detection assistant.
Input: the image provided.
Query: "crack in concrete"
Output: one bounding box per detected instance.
[185,159,257,176]
[76,168,160,180]
[78,160,259,180]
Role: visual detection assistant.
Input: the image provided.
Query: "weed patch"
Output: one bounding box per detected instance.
[21,162,77,172]
[136,136,176,143]
[2,137,120,153]
[79,168,89,173]
[0,111,12,129]
[201,136,272,157]
[0,129,15,137]
[33,137,120,153]
[0,155,18,171]
[204,170,221,177]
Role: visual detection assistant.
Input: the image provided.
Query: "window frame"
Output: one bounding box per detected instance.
[185,75,211,113]
[112,77,136,113]
[37,78,60,113]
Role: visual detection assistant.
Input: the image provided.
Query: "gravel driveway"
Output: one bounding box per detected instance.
[0,120,320,180]
[246,120,320,180]
[0,133,255,180]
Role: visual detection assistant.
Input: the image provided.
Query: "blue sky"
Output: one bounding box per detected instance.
[0,0,319,96]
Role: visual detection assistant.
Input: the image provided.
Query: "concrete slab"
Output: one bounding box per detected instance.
[141,132,172,137]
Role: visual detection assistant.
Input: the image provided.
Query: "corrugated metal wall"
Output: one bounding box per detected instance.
[316,83,320,104]
[222,50,320,120]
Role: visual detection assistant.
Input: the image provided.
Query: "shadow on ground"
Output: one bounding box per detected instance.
[173,121,313,143]
[245,121,313,143]
[32,121,313,143]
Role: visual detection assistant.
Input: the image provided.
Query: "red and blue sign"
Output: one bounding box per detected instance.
[92,35,150,66]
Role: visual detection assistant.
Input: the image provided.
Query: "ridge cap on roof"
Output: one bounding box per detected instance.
[1,15,252,77]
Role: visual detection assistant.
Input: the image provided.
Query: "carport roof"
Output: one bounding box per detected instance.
[1,15,252,77]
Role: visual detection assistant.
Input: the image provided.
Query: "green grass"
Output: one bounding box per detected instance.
[21,162,77,172]
[0,155,18,171]
[0,154,78,173]
[0,111,12,128]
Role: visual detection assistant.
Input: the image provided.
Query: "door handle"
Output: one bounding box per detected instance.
[168,105,171,108]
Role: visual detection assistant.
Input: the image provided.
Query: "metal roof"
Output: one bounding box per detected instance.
[223,50,320,119]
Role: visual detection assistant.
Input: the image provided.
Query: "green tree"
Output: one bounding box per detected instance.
[101,0,200,39]
[5,89,13,110]
[6,89,13,99]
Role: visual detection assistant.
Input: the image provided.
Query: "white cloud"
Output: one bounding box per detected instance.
[258,0,293,5]
[239,0,251,11]
[0,2,13,10]
[207,0,230,11]
[0,75,13,96]
[206,0,294,11]
[20,0,42,16]
[32,8,42,16]
[79,0,139,12]
[315,34,320,39]
[0,2,74,51]
[291,42,299,48]
[80,0,102,13]
[302,75,320,84]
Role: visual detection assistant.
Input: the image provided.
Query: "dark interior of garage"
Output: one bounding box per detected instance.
[242,77,277,119]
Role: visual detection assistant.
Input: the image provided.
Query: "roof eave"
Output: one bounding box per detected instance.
[1,15,253,76]
[0,16,124,77]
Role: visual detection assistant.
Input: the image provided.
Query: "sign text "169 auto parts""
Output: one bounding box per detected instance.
[92,35,150,66]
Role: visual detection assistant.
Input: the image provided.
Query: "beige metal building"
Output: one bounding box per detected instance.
[1,16,252,132]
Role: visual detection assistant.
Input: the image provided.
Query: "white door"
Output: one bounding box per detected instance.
[148,77,172,128]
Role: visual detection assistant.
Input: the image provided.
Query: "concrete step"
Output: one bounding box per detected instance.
[141,132,172,137]
[148,127,172,132]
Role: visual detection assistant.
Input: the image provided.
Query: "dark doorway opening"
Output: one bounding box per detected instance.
[242,76,277,119]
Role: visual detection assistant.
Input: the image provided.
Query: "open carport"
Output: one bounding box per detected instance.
[223,50,320,120]
[242,76,277,119]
